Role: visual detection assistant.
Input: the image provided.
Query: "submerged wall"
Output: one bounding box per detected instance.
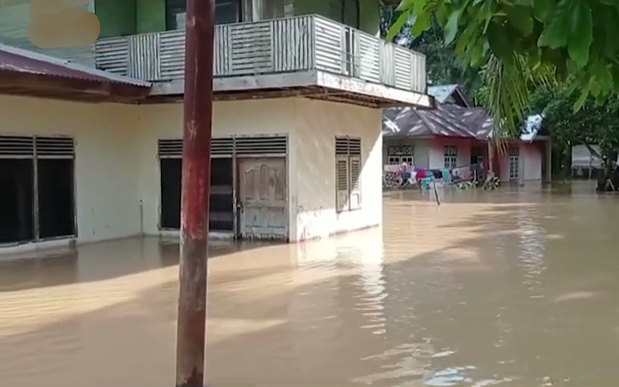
[293,99,382,241]
[0,95,383,251]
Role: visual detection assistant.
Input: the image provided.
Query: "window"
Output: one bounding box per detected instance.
[0,136,75,244]
[444,146,457,169]
[509,148,520,180]
[330,0,359,28]
[158,138,235,232]
[165,0,241,30]
[387,145,413,165]
[335,136,361,212]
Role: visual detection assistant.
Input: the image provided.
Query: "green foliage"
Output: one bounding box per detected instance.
[535,84,619,157]
[380,6,481,96]
[391,0,619,141]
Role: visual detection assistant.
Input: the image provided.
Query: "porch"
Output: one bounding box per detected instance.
[94,15,430,107]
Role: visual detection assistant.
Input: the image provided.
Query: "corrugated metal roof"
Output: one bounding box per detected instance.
[384,102,545,143]
[443,105,494,139]
[383,104,478,138]
[0,43,151,88]
[427,84,459,104]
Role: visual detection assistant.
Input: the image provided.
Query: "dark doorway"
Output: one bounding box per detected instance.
[165,0,242,30]
[159,157,234,231]
[160,158,181,229]
[210,158,234,231]
[0,159,34,243]
[471,146,484,165]
[37,159,75,239]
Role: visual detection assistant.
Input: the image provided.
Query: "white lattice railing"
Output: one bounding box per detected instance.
[94,15,426,94]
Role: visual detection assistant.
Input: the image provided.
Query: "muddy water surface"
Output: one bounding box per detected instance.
[1,183,619,386]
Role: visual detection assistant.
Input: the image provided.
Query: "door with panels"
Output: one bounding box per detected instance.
[236,135,288,241]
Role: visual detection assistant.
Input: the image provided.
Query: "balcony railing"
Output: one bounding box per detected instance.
[95,15,426,94]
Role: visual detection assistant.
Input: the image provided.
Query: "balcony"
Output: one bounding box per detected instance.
[94,15,429,107]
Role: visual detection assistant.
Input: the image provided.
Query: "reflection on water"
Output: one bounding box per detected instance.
[2,183,619,386]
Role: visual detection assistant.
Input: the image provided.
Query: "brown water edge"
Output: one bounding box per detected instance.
[1,181,619,386]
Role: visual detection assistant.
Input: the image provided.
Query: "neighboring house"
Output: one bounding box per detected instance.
[0,0,430,251]
[383,85,552,183]
[571,144,619,179]
[427,84,472,107]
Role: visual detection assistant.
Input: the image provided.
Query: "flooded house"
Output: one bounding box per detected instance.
[382,84,552,183]
[0,0,430,252]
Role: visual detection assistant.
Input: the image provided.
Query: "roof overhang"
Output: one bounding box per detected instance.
[0,43,151,103]
[0,70,151,103]
[149,70,434,109]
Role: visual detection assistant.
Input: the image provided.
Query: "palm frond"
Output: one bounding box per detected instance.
[480,54,556,154]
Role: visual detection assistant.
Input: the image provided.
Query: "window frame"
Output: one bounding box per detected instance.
[0,135,77,244]
[508,148,520,180]
[335,136,362,213]
[443,145,458,169]
[387,145,414,165]
[165,0,243,30]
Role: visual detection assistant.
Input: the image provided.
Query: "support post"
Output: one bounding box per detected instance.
[175,0,215,386]
[546,139,552,183]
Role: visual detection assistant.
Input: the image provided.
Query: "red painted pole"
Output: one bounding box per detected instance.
[175,0,214,386]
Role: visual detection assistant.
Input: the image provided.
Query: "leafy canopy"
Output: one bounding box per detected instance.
[380,6,481,95]
[389,0,619,137]
[532,84,619,156]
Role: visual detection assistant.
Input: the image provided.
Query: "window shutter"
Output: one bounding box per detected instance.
[349,155,361,210]
[336,155,349,212]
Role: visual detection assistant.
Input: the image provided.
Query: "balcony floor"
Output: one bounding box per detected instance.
[145,70,433,109]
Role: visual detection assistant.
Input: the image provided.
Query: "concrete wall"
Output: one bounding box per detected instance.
[498,142,543,182]
[382,138,430,168]
[429,138,473,169]
[294,99,382,241]
[0,96,382,250]
[139,98,382,242]
[136,99,298,239]
[384,137,474,170]
[0,95,142,245]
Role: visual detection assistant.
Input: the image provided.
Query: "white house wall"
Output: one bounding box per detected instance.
[498,143,543,182]
[428,138,472,169]
[382,138,430,168]
[522,143,542,181]
[294,99,382,241]
[0,96,383,248]
[384,138,471,170]
[0,95,142,244]
[135,99,298,238]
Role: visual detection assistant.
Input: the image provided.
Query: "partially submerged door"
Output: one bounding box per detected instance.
[237,157,287,240]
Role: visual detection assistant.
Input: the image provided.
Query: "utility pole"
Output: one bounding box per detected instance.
[175,0,214,386]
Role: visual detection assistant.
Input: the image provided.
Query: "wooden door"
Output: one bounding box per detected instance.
[237,157,287,240]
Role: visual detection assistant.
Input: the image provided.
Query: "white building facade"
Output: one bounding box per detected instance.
[0,95,388,250]
[0,1,430,252]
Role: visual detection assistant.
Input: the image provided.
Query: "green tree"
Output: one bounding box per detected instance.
[380,6,481,95]
[536,85,619,178]
[389,0,618,137]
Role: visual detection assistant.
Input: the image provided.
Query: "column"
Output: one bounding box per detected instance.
[519,143,525,186]
[546,140,552,183]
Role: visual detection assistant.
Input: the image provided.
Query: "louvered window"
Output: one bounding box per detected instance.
[0,135,76,244]
[335,136,362,212]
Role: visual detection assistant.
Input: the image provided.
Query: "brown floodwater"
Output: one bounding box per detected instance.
[1,182,619,387]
